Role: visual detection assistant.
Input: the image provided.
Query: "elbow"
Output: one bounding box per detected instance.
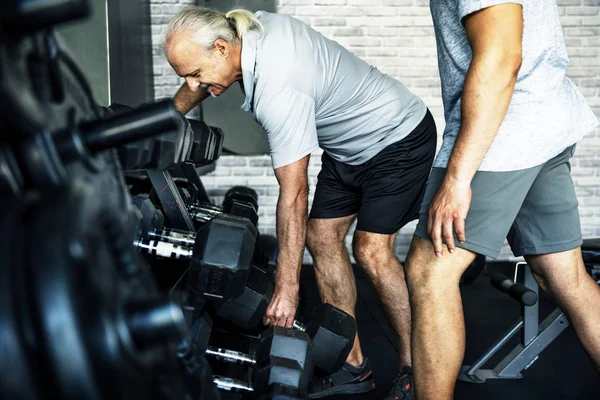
[475,48,522,80]
[506,49,522,77]
[294,185,310,207]
[279,184,310,210]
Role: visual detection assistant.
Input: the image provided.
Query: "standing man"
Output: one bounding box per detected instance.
[404,1,600,399]
[164,7,437,400]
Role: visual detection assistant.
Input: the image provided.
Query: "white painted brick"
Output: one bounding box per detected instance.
[558,0,584,5]
[367,7,397,16]
[315,0,346,4]
[564,27,599,36]
[347,0,381,5]
[280,0,311,5]
[384,0,413,5]
[567,6,600,15]
[334,27,366,36]
[313,18,347,26]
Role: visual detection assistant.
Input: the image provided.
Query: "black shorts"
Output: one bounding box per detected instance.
[309,110,437,234]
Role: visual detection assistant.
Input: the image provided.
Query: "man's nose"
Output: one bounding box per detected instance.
[185,77,201,92]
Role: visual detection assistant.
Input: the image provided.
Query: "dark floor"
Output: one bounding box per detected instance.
[297,262,600,400]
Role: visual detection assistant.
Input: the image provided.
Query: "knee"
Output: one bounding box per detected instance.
[352,240,395,279]
[404,238,467,293]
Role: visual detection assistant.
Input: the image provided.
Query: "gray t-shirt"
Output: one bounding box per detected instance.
[239,12,427,169]
[430,0,599,171]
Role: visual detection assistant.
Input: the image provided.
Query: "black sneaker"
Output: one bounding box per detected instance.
[308,358,375,399]
[384,366,415,400]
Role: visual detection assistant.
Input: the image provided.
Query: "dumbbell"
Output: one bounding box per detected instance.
[181,297,312,399]
[216,269,357,377]
[131,193,165,241]
[189,201,258,228]
[213,378,304,399]
[135,214,257,300]
[205,326,313,399]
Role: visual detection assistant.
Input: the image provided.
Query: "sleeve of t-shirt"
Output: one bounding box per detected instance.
[458,0,523,24]
[256,88,320,169]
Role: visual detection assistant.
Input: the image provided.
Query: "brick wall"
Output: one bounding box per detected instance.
[151,0,600,262]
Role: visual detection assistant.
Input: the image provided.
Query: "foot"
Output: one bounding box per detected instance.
[308,358,375,399]
[384,366,415,400]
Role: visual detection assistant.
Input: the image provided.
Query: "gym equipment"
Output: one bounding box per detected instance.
[213,378,303,399]
[207,326,313,398]
[255,234,279,267]
[147,169,197,231]
[0,184,189,400]
[131,193,165,240]
[177,339,223,400]
[459,241,600,383]
[114,107,223,171]
[189,185,260,228]
[293,304,357,374]
[7,99,181,189]
[188,119,225,166]
[215,262,275,329]
[0,9,225,398]
[191,214,257,300]
[136,216,258,300]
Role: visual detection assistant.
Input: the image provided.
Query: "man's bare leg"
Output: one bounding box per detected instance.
[353,230,412,368]
[404,236,476,400]
[526,248,600,372]
[307,215,364,366]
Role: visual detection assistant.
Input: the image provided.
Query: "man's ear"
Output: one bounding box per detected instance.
[213,39,229,57]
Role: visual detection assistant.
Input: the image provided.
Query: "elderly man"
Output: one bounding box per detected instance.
[404,1,600,399]
[164,7,436,400]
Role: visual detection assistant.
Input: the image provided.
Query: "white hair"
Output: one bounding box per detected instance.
[164,7,263,53]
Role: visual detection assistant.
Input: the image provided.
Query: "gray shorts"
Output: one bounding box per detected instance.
[414,145,582,258]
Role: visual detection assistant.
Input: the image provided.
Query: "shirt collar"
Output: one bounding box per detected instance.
[240,29,259,112]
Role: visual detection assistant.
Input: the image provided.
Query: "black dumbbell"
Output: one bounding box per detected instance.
[131,193,165,241]
[216,266,356,376]
[190,198,259,228]
[213,377,303,399]
[187,119,224,166]
[292,304,357,374]
[206,326,313,399]
[215,262,274,330]
[135,215,257,300]
[224,186,259,210]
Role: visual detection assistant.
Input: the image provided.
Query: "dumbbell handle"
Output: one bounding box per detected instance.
[213,376,253,393]
[134,238,193,260]
[205,346,256,366]
[148,228,196,247]
[292,320,306,332]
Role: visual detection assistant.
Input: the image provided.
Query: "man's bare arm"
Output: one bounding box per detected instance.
[274,155,310,289]
[173,83,210,114]
[263,155,310,327]
[427,4,523,254]
[445,4,523,185]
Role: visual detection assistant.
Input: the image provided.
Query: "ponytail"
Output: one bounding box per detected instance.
[225,9,264,39]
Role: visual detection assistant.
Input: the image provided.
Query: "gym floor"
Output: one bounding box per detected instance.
[298,261,600,400]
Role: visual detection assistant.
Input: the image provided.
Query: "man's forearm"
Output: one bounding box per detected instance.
[173,83,210,114]
[446,54,521,184]
[274,190,309,288]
